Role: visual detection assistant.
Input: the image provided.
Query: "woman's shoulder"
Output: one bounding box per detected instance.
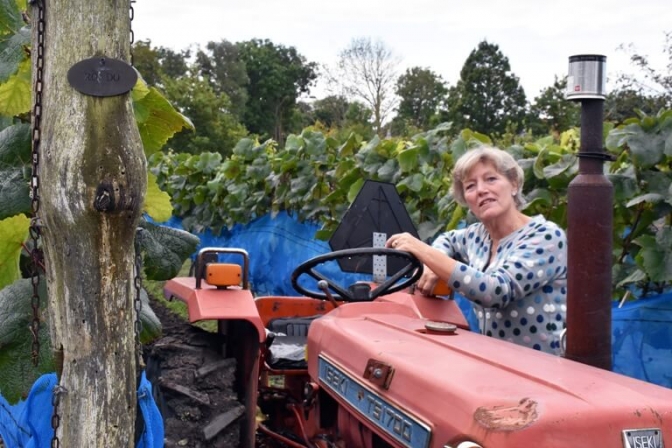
[527,215,567,238]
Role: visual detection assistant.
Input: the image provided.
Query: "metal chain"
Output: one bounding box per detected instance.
[129,0,144,371]
[50,385,67,448]
[28,1,64,446]
[28,0,45,369]
[134,242,144,370]
[129,1,135,66]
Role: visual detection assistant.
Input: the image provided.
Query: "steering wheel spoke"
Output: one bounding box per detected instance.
[308,268,351,298]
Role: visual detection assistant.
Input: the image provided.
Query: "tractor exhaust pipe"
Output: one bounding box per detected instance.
[564,55,613,370]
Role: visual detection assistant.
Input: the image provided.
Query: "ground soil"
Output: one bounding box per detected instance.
[144,297,244,448]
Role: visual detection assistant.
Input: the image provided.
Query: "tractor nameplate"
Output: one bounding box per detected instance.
[318,356,431,448]
[622,428,664,448]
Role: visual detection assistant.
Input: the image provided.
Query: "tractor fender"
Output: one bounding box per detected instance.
[163,277,266,343]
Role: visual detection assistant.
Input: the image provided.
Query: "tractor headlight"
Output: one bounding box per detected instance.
[444,442,484,448]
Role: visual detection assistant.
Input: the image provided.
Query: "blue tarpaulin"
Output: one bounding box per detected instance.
[0,372,162,448]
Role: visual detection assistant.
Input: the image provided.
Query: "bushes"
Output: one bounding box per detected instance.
[150,112,672,300]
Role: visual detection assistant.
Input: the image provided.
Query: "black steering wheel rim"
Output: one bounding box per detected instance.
[291,247,423,302]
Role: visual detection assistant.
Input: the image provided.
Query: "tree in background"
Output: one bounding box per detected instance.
[604,89,669,124]
[132,40,163,85]
[133,40,246,156]
[162,74,248,156]
[606,31,671,123]
[133,40,190,86]
[617,31,671,101]
[527,76,580,136]
[327,37,401,135]
[157,45,190,80]
[310,95,351,128]
[237,38,318,141]
[443,40,527,136]
[391,66,448,135]
[195,40,249,120]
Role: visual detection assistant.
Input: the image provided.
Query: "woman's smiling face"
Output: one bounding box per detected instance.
[462,161,518,223]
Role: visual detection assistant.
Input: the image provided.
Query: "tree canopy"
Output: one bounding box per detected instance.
[444,40,527,136]
[328,37,401,135]
[394,66,448,132]
[527,76,580,136]
[195,40,249,120]
[237,38,318,141]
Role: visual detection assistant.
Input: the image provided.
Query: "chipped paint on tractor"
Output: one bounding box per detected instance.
[474,397,539,431]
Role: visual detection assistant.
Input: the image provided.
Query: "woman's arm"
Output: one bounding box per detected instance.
[388,222,567,308]
[444,223,567,309]
[386,229,467,295]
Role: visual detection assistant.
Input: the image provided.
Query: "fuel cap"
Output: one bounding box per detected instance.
[425,321,457,334]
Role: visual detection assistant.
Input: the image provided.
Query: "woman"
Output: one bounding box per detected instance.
[386,146,567,354]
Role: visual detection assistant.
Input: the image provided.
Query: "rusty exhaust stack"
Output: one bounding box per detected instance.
[564,55,613,370]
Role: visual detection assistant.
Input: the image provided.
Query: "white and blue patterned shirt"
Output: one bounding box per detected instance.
[432,215,567,354]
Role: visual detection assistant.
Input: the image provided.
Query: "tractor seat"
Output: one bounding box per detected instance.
[266,315,322,369]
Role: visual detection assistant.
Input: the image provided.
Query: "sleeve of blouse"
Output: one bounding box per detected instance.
[447,221,567,309]
[431,228,469,263]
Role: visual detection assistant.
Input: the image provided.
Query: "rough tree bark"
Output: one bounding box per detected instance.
[33,0,146,446]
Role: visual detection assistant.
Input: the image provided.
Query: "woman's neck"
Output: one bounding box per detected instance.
[484,211,531,242]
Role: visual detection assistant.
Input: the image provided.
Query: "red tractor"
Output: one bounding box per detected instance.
[156,182,672,448]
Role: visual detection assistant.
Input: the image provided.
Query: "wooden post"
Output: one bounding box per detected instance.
[34,0,146,445]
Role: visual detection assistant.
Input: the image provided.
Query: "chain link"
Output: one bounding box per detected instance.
[134,242,144,370]
[28,0,45,370]
[50,385,67,448]
[28,0,62,444]
[129,1,135,66]
[129,0,144,372]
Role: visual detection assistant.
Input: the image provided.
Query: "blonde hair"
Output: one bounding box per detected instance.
[451,146,525,209]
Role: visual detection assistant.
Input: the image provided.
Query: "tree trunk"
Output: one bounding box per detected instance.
[34,0,146,446]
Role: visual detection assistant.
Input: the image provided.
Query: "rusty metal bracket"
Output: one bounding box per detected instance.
[363,359,394,389]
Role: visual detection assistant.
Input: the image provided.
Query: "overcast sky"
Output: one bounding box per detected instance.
[133,0,670,101]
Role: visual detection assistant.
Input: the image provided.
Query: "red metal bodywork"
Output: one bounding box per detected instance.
[164,277,266,342]
[163,277,672,448]
[307,291,672,447]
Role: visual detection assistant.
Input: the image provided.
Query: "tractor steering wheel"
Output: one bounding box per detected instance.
[291,247,423,302]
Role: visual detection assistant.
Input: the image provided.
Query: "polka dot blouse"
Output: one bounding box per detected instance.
[432,215,567,354]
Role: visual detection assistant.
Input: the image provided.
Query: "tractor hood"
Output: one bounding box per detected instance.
[306,300,672,448]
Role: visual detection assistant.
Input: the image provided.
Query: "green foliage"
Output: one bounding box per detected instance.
[150,123,460,242]
[195,40,249,120]
[0,0,28,83]
[132,80,195,156]
[444,40,527,136]
[527,76,580,136]
[136,218,200,281]
[0,214,28,289]
[152,113,672,300]
[0,279,54,403]
[605,109,672,294]
[161,74,247,156]
[237,38,318,140]
[0,58,30,116]
[394,67,448,132]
